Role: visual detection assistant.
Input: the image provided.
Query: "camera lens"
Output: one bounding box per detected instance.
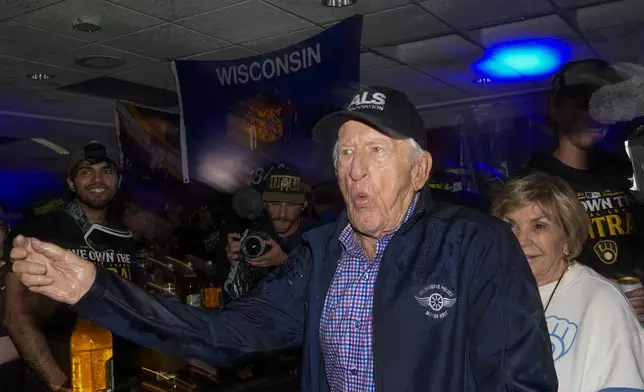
[243,236,264,258]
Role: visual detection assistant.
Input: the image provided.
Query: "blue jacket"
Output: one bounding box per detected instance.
[73,188,558,391]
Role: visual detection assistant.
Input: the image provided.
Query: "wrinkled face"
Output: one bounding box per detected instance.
[335,121,430,238]
[504,203,569,285]
[553,100,608,150]
[67,161,118,210]
[265,201,303,235]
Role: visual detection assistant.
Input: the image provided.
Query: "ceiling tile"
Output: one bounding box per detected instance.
[361,5,450,47]
[113,62,177,91]
[419,0,551,29]
[263,0,410,24]
[1,91,115,123]
[0,22,85,59]
[552,0,607,7]
[360,65,469,106]
[0,0,62,21]
[102,23,228,60]
[585,24,644,64]
[418,57,539,97]
[108,0,240,21]
[575,0,644,32]
[35,44,158,76]
[0,61,95,91]
[360,52,398,73]
[14,0,163,42]
[176,0,314,44]
[243,27,322,53]
[376,35,481,65]
[180,46,257,61]
[0,54,26,70]
[477,14,576,47]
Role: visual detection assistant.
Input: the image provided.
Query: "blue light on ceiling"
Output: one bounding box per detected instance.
[473,40,571,81]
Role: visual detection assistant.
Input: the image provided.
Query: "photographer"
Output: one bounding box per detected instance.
[226,170,320,277]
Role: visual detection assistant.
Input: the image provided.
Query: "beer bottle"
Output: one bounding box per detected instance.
[201,260,222,309]
[70,319,114,392]
[183,262,202,307]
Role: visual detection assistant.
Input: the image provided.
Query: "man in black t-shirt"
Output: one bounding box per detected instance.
[3,141,138,391]
[524,59,643,280]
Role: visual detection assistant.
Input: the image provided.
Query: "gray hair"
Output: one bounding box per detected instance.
[332,137,424,169]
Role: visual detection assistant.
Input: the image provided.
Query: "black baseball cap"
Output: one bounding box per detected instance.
[551,59,624,110]
[263,168,308,204]
[69,141,120,176]
[312,86,426,148]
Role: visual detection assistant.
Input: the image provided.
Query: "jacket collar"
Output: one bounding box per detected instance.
[314,185,434,304]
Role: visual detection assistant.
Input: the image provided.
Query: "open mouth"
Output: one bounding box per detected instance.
[352,192,370,206]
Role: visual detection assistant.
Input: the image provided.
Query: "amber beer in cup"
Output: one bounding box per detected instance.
[201,260,222,309]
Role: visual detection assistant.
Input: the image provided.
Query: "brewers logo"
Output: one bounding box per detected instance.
[593,240,618,264]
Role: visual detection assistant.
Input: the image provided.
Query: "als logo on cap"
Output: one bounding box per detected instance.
[347,91,387,112]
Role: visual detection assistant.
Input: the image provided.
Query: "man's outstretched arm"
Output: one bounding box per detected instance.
[13,237,312,366]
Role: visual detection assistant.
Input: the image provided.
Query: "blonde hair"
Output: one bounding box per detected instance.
[491,172,590,261]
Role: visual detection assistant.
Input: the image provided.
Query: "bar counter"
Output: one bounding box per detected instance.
[114,346,301,392]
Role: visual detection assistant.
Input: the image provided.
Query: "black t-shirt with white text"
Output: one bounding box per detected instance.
[525,153,643,279]
[12,207,139,382]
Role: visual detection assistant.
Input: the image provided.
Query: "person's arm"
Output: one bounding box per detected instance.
[466,222,558,391]
[72,244,312,365]
[3,272,67,390]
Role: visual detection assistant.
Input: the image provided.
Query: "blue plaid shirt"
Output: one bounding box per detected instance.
[319,194,419,392]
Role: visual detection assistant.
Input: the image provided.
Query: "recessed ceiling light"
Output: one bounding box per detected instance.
[322,0,357,7]
[26,72,54,81]
[474,77,494,84]
[72,17,102,33]
[75,56,124,69]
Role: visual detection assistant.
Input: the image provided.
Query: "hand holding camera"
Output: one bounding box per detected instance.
[226,231,287,268]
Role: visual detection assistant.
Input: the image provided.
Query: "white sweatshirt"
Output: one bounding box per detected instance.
[539,262,644,392]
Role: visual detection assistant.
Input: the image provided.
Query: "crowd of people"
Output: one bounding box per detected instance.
[1,58,643,392]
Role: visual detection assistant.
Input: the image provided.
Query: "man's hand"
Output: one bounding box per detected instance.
[10,236,96,305]
[625,288,644,323]
[247,240,287,268]
[226,233,241,265]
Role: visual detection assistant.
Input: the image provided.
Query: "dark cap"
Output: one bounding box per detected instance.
[263,169,308,204]
[69,141,120,176]
[551,59,624,110]
[312,86,426,148]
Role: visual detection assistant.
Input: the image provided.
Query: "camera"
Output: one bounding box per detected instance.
[239,229,273,259]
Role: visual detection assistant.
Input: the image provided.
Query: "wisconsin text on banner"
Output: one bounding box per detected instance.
[174,16,363,190]
[215,44,322,86]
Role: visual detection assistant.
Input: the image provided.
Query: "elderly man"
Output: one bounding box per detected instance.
[11,87,557,392]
